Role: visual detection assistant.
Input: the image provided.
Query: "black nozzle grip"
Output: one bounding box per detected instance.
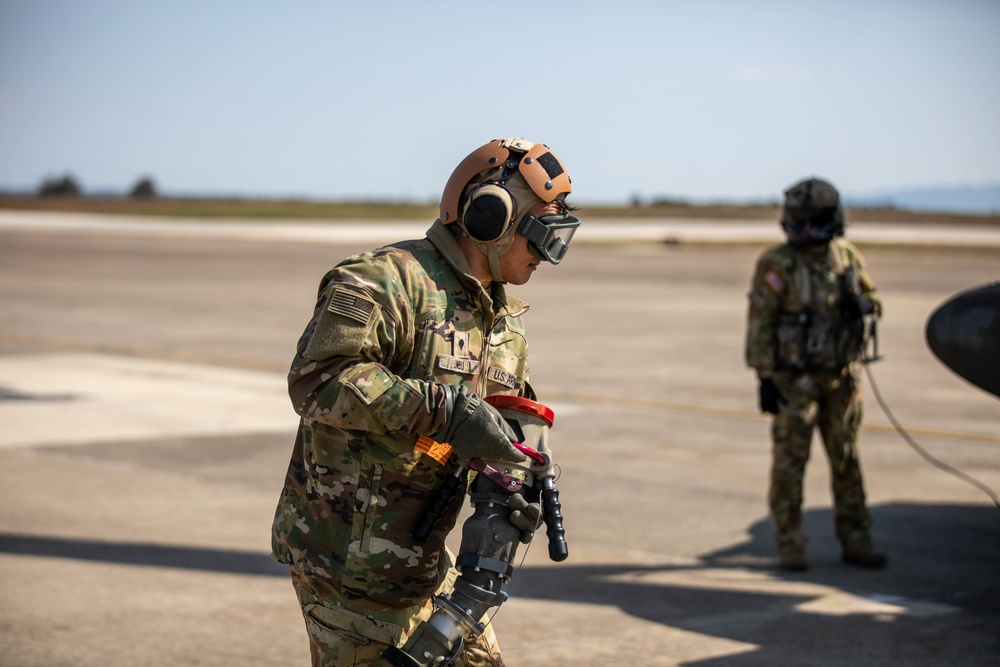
[414,468,464,541]
[541,477,568,562]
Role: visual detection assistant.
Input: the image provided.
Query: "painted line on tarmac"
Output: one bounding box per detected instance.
[2,334,996,449]
[567,542,963,620]
[545,389,1000,446]
[0,211,784,245]
[600,567,960,619]
[0,351,294,448]
[3,209,1000,247]
[0,210,429,245]
[0,331,286,373]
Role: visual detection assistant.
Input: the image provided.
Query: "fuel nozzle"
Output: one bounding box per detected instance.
[486,395,567,562]
[386,396,567,666]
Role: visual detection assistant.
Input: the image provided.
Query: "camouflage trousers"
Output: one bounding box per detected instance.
[290,548,504,667]
[768,366,873,551]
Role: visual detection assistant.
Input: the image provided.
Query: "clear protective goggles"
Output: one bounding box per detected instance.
[517,213,581,265]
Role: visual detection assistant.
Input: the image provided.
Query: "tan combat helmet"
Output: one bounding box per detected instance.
[439,138,575,282]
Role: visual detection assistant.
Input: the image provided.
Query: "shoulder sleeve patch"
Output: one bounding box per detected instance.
[304,285,383,361]
[329,287,380,324]
[764,271,784,293]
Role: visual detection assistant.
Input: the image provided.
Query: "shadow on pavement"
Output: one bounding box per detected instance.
[0,385,77,402]
[0,533,289,577]
[510,502,1000,666]
[1,503,995,606]
[701,502,1000,612]
[2,503,997,664]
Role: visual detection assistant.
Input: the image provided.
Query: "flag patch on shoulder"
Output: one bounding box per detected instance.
[328,288,379,324]
[764,271,784,293]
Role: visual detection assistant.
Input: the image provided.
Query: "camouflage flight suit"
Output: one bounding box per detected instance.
[745,237,882,555]
[272,220,531,667]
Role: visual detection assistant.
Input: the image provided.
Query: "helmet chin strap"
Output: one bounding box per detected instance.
[475,227,518,284]
[487,247,505,284]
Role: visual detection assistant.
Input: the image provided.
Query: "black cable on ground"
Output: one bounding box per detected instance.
[863,362,1000,510]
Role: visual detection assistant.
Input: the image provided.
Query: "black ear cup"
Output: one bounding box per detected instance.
[462,184,514,242]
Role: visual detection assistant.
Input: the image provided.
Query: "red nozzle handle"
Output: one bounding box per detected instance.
[485,395,555,427]
[513,442,547,465]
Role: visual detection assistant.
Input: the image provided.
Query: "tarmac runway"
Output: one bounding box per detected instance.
[1,211,998,666]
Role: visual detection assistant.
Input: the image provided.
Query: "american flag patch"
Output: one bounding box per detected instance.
[764,271,784,293]
[328,288,378,324]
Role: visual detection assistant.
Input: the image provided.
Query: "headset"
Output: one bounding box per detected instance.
[440,138,573,242]
[439,138,578,281]
[462,182,517,242]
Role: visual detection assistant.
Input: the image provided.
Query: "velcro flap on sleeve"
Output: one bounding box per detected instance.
[339,363,396,406]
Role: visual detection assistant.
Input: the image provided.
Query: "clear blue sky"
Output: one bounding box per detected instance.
[1,0,998,204]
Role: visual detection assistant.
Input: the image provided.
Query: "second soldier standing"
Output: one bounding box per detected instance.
[745,177,887,572]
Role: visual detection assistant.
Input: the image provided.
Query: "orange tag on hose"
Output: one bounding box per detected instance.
[415,436,453,465]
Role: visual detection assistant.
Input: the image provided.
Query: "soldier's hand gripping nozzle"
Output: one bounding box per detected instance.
[384,396,566,667]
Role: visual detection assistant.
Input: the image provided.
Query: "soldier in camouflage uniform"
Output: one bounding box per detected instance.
[271,138,580,666]
[745,177,887,572]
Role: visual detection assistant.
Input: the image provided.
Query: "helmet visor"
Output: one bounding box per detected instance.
[518,213,581,264]
[784,206,839,245]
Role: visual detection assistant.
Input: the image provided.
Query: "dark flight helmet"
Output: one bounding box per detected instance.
[781,177,845,246]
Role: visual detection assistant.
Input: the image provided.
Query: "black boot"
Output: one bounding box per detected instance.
[841,537,887,568]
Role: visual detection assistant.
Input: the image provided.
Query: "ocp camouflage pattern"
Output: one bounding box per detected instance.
[292,556,504,667]
[745,237,881,377]
[745,237,881,553]
[271,220,530,607]
[767,366,872,548]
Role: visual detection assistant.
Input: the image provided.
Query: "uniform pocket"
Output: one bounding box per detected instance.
[339,363,396,405]
[303,602,402,647]
[358,463,383,555]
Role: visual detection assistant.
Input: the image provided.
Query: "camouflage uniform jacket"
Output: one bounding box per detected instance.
[271,220,531,607]
[745,237,881,377]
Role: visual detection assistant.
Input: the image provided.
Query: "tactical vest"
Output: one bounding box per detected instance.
[774,244,865,372]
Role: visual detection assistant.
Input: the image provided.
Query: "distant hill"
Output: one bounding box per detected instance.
[846,184,1000,215]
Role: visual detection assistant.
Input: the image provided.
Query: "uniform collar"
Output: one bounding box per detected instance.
[426,220,528,316]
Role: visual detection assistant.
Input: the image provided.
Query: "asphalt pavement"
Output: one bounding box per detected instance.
[1,210,998,666]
